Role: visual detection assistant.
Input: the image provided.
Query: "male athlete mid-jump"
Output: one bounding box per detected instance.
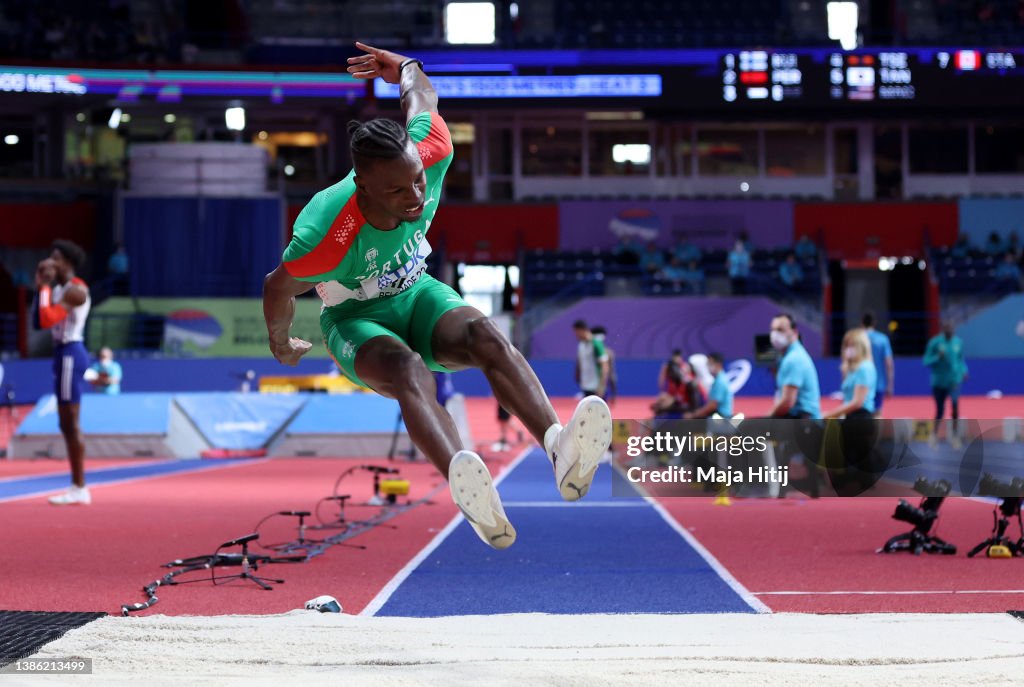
[262,42,612,549]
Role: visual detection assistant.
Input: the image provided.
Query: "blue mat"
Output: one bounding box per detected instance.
[16,394,174,435]
[375,449,758,616]
[286,394,404,434]
[0,459,248,503]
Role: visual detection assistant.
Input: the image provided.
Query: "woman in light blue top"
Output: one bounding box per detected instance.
[824,328,877,419]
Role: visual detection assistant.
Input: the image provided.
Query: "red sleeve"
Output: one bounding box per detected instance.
[37,286,68,328]
[414,113,453,169]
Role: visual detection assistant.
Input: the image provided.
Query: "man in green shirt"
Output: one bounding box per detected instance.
[262,43,612,551]
[923,321,968,448]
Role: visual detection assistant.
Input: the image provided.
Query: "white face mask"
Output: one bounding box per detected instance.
[770,330,790,351]
[844,346,858,361]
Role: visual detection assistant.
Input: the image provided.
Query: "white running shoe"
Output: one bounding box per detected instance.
[49,485,91,506]
[545,396,613,501]
[448,451,516,550]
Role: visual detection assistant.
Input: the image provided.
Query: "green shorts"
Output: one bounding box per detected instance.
[321,274,471,388]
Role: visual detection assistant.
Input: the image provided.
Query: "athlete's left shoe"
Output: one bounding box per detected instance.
[449,450,516,550]
[545,396,613,501]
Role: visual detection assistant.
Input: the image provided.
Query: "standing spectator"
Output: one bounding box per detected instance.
[686,352,733,419]
[107,243,130,296]
[923,321,968,448]
[672,236,702,264]
[572,320,609,399]
[639,242,666,274]
[779,253,804,289]
[767,314,821,418]
[590,325,617,406]
[88,347,122,395]
[862,312,895,416]
[823,329,877,419]
[994,252,1022,292]
[727,240,751,295]
[794,235,818,260]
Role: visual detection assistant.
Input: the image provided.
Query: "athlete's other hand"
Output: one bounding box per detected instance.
[271,337,313,366]
[35,259,56,288]
[347,42,410,84]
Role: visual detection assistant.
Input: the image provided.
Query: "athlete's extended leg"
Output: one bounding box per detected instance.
[354,334,515,549]
[431,307,612,501]
[58,404,85,487]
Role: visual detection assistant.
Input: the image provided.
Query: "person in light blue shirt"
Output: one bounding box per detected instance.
[794,235,817,260]
[768,314,821,419]
[862,312,894,416]
[639,242,666,274]
[686,352,733,418]
[727,240,751,294]
[779,253,803,288]
[89,347,122,395]
[672,237,702,264]
[994,252,1022,291]
[824,328,877,419]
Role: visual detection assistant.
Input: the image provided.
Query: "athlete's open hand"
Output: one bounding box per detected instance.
[270,337,313,366]
[347,42,411,84]
[35,259,56,288]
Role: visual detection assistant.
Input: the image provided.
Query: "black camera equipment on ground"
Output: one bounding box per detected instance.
[967,474,1024,558]
[878,478,956,555]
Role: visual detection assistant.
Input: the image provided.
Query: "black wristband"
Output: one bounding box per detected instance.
[399,58,424,75]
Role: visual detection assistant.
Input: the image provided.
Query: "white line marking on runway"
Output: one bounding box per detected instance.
[360,446,534,617]
[754,589,1024,596]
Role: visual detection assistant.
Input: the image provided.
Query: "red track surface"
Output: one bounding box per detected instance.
[2,395,1022,616]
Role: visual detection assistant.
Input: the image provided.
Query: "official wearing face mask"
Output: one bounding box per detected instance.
[767,314,821,419]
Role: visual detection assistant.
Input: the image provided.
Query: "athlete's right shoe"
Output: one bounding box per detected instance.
[49,485,91,506]
[449,450,516,550]
[545,396,613,501]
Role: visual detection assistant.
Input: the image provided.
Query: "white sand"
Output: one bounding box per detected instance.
[8,612,1024,686]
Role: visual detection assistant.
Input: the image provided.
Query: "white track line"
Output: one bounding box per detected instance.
[755,589,1024,596]
[0,458,175,484]
[613,462,772,614]
[360,446,535,617]
[0,458,268,504]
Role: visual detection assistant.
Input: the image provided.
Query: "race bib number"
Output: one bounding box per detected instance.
[361,239,432,299]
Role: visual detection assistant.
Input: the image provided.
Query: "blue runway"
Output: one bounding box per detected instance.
[375,448,763,616]
[0,459,251,503]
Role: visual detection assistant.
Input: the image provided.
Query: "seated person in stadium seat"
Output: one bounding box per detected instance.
[639,242,666,274]
[779,253,804,288]
[994,252,1022,291]
[984,231,1005,256]
[950,234,971,258]
[658,257,687,284]
[612,234,644,264]
[672,237,702,264]
[681,260,705,294]
[794,235,817,260]
[88,347,122,395]
[684,352,733,419]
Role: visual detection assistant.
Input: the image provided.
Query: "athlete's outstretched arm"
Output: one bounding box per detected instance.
[347,41,437,121]
[263,264,315,366]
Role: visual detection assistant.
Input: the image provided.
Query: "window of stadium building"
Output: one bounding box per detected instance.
[521,126,583,176]
[696,129,758,177]
[588,127,651,176]
[908,125,969,174]
[975,124,1024,174]
[764,126,826,177]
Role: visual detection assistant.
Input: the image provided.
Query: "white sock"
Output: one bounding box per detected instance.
[543,423,562,464]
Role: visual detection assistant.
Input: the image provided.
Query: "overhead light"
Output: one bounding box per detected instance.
[121,112,131,123]
[585,111,644,121]
[509,2,519,20]
[4,135,18,145]
[740,181,750,192]
[827,2,858,51]
[108,108,122,129]
[444,2,496,44]
[75,112,85,123]
[225,106,246,132]
[164,114,176,124]
[257,131,268,140]
[612,144,650,164]
[283,164,295,176]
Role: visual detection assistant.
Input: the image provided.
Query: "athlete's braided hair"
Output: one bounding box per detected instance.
[348,118,409,171]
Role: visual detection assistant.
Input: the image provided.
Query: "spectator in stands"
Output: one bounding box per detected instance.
[823,328,877,420]
[994,251,1022,292]
[659,256,687,283]
[88,347,122,395]
[737,231,752,252]
[590,325,617,405]
[862,312,895,417]
[639,242,666,274]
[727,239,751,294]
[572,319,609,399]
[107,243,130,296]
[985,231,1005,256]
[672,236,702,264]
[682,260,705,295]
[794,235,817,260]
[779,253,803,289]
[767,314,821,419]
[612,234,644,264]
[685,352,733,419]
[950,234,971,258]
[923,321,968,449]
